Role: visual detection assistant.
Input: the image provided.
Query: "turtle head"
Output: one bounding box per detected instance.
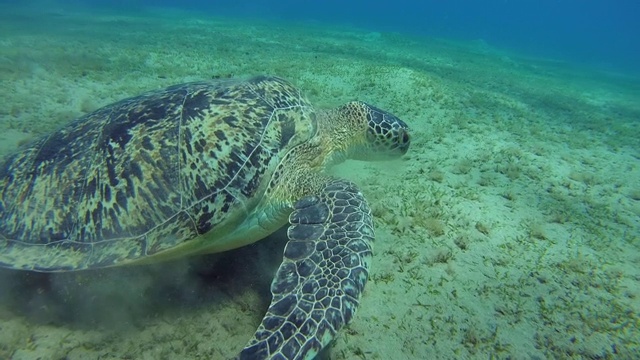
[340,101,410,161]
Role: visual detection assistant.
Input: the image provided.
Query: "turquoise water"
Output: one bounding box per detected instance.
[0,1,638,359]
[26,0,640,74]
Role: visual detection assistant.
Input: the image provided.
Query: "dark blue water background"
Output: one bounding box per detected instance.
[8,0,640,74]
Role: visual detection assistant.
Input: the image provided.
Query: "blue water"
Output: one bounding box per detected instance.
[66,0,640,74]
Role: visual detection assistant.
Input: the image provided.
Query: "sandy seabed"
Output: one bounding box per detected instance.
[0,4,639,360]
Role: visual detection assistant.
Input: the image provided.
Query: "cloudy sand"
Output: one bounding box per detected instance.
[0,6,638,360]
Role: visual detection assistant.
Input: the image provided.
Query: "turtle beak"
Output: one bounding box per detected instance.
[396,126,410,155]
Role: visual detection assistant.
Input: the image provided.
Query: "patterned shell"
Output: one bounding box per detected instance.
[0,76,316,270]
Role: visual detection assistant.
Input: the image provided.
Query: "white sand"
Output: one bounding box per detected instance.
[0,5,638,360]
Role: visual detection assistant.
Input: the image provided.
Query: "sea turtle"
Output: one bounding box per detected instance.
[0,75,410,359]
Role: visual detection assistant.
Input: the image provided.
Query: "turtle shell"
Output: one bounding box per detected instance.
[0,75,316,270]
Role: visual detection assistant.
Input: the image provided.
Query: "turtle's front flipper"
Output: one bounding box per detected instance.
[239,180,373,360]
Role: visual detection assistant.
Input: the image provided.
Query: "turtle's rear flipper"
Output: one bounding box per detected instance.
[239,180,373,360]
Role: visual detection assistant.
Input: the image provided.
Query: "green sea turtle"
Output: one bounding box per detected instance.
[0,75,410,359]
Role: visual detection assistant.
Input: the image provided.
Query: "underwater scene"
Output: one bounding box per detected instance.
[0,0,639,359]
